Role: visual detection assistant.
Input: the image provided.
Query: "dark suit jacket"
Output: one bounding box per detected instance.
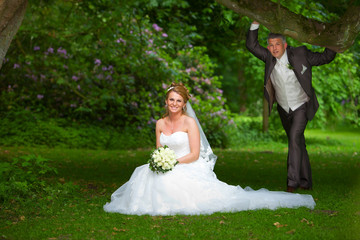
[246,28,336,120]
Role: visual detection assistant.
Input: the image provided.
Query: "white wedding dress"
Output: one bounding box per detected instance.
[103,131,316,215]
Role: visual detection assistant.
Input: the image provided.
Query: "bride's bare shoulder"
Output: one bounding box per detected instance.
[156,117,166,127]
[183,115,196,126]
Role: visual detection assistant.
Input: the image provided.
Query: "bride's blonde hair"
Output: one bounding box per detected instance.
[163,82,191,118]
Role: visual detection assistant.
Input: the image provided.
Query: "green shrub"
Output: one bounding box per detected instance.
[0,110,154,149]
[0,1,233,148]
[0,154,54,202]
[227,115,287,147]
[0,154,79,203]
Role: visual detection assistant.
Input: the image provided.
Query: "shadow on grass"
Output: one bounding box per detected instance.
[306,137,343,146]
[215,149,359,192]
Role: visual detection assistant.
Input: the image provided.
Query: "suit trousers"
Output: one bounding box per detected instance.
[277,103,312,189]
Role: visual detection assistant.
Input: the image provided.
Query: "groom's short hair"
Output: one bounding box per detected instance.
[267,33,286,44]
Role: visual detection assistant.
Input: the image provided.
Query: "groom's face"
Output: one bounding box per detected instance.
[267,38,287,59]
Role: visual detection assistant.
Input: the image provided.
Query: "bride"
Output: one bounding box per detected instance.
[103,83,315,215]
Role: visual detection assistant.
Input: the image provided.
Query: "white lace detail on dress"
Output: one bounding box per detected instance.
[199,140,216,166]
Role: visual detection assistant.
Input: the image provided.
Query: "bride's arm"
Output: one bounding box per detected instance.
[177,117,200,164]
[155,119,163,148]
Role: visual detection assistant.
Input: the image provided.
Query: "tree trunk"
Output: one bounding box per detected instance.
[0,0,28,70]
[262,97,269,132]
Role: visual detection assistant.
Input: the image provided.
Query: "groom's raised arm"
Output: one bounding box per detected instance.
[246,21,268,62]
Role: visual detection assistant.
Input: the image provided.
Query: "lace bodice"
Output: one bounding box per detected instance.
[160,132,190,159]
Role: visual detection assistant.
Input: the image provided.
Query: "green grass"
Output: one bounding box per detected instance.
[0,128,359,239]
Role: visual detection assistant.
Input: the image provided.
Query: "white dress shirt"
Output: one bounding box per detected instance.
[270,52,309,113]
[250,23,309,113]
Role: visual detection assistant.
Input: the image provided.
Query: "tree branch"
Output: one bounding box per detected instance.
[216,0,360,52]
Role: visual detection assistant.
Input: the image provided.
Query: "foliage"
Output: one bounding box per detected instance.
[144,0,256,113]
[278,0,340,22]
[0,109,153,149]
[311,52,360,127]
[0,154,78,203]
[227,115,287,147]
[0,0,232,148]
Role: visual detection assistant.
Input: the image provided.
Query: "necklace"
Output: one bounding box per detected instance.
[170,119,175,131]
[168,115,181,132]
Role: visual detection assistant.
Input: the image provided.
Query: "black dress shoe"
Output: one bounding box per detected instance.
[286,186,296,193]
[299,186,312,190]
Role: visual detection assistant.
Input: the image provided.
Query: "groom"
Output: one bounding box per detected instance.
[246,21,336,192]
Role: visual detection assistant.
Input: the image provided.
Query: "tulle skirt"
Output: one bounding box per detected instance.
[103,160,315,216]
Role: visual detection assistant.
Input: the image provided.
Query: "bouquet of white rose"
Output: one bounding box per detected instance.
[148,145,178,174]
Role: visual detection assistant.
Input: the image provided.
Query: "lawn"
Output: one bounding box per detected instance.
[0,128,359,239]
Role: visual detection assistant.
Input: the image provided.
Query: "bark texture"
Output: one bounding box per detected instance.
[216,0,360,52]
[0,0,28,69]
